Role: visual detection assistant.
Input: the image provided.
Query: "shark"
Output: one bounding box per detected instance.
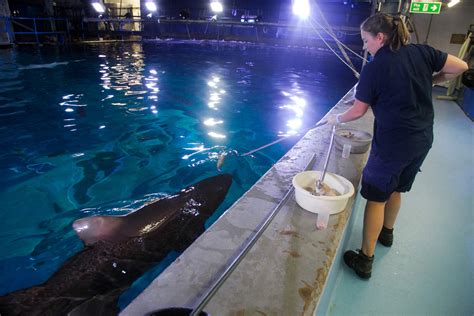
[18,60,85,71]
[0,174,232,316]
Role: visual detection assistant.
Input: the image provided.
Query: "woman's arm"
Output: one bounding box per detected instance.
[433,54,468,84]
[335,98,370,124]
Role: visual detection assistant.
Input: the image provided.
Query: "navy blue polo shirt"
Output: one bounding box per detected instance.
[355,44,447,160]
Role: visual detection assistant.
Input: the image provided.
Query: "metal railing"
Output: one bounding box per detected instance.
[81,15,143,40]
[0,16,70,44]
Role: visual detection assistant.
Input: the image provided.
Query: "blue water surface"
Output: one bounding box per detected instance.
[0,41,357,308]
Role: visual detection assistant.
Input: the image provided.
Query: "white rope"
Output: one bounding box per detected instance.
[240,120,328,157]
[241,137,289,157]
[307,19,360,78]
[309,16,368,63]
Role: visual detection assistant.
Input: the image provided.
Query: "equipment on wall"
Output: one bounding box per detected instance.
[437,28,473,101]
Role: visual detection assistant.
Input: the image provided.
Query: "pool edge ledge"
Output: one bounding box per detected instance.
[121,84,373,316]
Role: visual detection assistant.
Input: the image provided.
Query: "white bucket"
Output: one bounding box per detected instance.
[292,171,355,215]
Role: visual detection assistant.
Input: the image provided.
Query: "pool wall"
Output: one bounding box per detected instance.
[78,19,364,51]
[140,20,362,48]
[121,84,374,315]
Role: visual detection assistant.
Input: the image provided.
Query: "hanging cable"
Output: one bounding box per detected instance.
[309,16,368,63]
[307,19,360,78]
[309,0,364,78]
[338,31,363,36]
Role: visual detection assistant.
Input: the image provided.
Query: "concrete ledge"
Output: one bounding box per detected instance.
[122,85,373,315]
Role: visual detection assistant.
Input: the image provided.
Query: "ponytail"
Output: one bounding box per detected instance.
[390,15,410,50]
[361,13,410,51]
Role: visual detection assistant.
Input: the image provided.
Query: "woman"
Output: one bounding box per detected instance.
[328,13,468,279]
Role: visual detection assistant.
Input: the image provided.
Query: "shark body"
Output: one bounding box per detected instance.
[0,174,232,316]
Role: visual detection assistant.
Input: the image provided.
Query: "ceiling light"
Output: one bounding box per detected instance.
[91,2,105,13]
[145,2,157,12]
[448,0,460,8]
[293,0,310,19]
[210,2,223,13]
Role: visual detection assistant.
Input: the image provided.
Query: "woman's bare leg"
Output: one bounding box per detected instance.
[383,191,401,229]
[361,200,385,257]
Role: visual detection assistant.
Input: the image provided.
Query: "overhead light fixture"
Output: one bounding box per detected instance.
[293,0,310,19]
[91,2,105,13]
[210,1,223,13]
[447,0,460,7]
[145,2,157,12]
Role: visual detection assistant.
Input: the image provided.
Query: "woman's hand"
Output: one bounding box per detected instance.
[326,113,342,125]
[327,99,370,126]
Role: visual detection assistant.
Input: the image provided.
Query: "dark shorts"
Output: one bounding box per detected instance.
[360,151,429,202]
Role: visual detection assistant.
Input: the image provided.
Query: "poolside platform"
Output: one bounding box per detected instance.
[122,85,371,316]
[121,87,473,315]
[324,87,473,315]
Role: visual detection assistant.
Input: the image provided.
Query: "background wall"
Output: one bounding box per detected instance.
[409,1,473,56]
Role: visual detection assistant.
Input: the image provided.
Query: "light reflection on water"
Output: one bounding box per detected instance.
[0,42,357,307]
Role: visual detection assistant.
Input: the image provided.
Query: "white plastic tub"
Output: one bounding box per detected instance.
[292,171,355,215]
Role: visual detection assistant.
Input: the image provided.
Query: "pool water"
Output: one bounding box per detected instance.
[0,41,357,308]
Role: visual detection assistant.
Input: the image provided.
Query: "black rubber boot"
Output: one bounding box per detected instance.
[378,226,394,247]
[343,249,374,279]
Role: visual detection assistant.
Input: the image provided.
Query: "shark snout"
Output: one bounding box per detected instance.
[72,218,89,233]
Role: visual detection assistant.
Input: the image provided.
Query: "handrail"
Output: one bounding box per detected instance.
[0,16,70,44]
[149,18,360,32]
[11,20,35,32]
[82,17,144,22]
[78,15,360,33]
[9,17,68,21]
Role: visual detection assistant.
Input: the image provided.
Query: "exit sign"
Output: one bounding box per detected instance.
[410,1,442,14]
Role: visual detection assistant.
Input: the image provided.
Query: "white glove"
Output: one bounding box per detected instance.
[326,113,342,125]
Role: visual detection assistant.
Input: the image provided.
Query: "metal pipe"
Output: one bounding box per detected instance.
[33,18,39,43]
[66,18,70,43]
[410,18,420,44]
[424,14,433,44]
[316,124,336,190]
[186,23,191,40]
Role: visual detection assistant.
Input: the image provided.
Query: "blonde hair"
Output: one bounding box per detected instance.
[361,13,410,51]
